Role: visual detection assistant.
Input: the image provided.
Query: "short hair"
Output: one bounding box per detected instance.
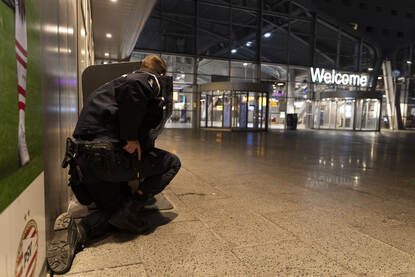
[140,55,167,75]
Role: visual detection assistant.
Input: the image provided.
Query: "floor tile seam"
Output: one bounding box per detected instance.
[165,218,202,226]
[163,186,213,211]
[350,227,415,259]
[225,247,258,274]
[64,261,145,276]
[252,210,362,276]
[179,166,233,197]
[343,187,391,201]
[298,224,415,272]
[162,189,229,224]
[230,236,360,276]
[347,219,410,231]
[346,201,415,225]
[304,188,394,211]
[185,210,235,247]
[263,207,415,260]
[392,272,415,276]
[231,238,300,250]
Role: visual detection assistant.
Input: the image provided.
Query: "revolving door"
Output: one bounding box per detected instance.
[199,82,272,130]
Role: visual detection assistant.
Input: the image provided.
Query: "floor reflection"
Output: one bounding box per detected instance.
[159,129,415,194]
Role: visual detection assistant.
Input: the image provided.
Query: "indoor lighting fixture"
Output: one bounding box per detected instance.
[106,33,112,38]
[368,67,374,71]
[246,41,252,47]
[263,32,271,38]
[243,63,248,67]
[110,0,117,2]
[231,49,237,54]
[104,52,109,57]
[378,76,383,79]
[407,60,412,64]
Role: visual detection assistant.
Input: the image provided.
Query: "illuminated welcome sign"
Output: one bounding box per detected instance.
[310,67,368,87]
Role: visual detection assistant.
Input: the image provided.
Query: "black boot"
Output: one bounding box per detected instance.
[47,213,86,275]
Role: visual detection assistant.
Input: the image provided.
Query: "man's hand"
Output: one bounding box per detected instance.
[123,140,141,160]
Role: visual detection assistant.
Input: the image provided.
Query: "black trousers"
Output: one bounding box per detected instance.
[77,147,181,239]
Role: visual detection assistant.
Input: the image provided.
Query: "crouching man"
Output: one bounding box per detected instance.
[47,56,180,274]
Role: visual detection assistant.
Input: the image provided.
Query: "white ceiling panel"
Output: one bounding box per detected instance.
[91,0,156,61]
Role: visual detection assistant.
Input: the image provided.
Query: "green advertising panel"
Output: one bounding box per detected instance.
[0,0,42,213]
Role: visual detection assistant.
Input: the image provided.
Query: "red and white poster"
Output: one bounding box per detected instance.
[0,0,45,276]
[15,0,30,165]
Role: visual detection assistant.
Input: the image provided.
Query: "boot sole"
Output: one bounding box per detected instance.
[47,213,82,275]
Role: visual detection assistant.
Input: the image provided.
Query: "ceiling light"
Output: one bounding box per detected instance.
[246,41,252,47]
[368,67,374,71]
[110,0,117,2]
[263,32,271,38]
[103,61,108,64]
[104,52,109,57]
[231,49,237,54]
[277,82,285,86]
[106,33,112,38]
[407,60,412,64]
[378,76,383,79]
[243,63,248,67]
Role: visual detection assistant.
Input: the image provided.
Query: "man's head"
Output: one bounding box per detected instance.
[140,55,167,76]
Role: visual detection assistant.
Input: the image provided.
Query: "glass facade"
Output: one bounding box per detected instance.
[132,0,382,131]
[316,98,381,131]
[200,84,269,130]
[132,50,382,131]
[136,0,376,69]
[395,45,415,129]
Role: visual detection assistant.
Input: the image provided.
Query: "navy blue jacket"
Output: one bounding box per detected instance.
[73,71,164,150]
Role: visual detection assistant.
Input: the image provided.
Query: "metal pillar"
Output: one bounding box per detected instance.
[382,60,398,130]
[287,68,295,114]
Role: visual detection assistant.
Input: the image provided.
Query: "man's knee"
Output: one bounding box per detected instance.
[164,152,181,175]
[168,153,181,172]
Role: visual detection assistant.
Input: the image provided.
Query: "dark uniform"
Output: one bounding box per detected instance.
[71,70,180,237]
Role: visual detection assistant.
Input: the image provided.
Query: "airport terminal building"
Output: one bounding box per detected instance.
[130,0,415,132]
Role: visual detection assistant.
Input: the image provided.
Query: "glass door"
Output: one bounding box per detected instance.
[212,92,223,127]
[207,94,213,127]
[319,100,330,128]
[355,98,380,131]
[329,100,337,129]
[259,93,267,129]
[223,91,232,128]
[238,92,248,128]
[200,93,207,127]
[232,93,241,128]
[355,99,363,130]
[247,92,257,128]
[200,87,269,131]
[336,99,354,130]
[362,99,380,130]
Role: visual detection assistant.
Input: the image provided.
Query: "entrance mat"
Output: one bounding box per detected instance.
[143,193,174,211]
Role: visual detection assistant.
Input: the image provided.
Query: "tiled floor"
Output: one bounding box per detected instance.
[64,129,415,276]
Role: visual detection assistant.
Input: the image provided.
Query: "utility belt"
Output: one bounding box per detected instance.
[62,138,124,205]
[62,138,122,169]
